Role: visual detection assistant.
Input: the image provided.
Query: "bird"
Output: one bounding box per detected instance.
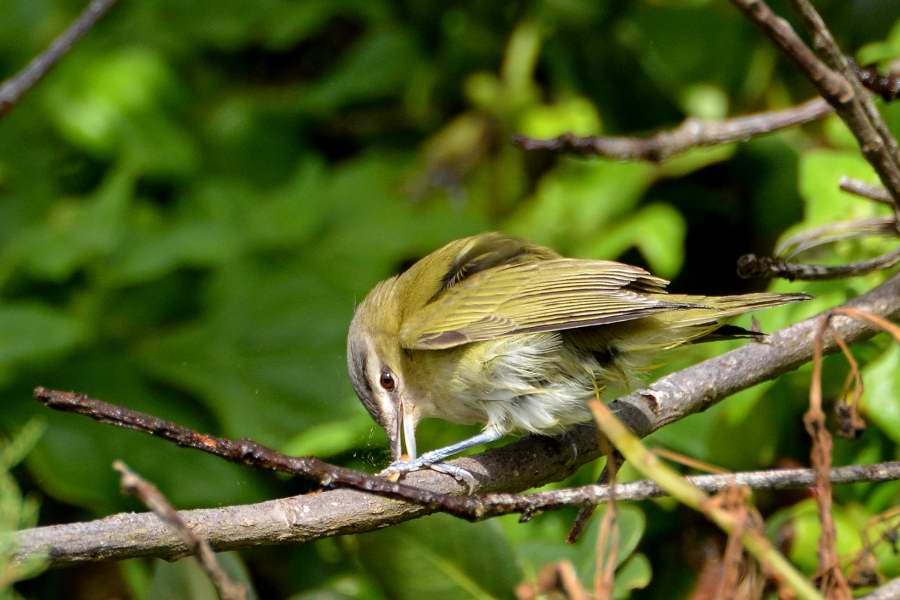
[346,232,809,481]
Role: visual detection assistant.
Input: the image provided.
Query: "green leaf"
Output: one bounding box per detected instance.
[796,150,882,227]
[300,30,421,116]
[515,505,647,591]
[506,159,655,251]
[613,553,652,599]
[281,413,375,458]
[765,498,862,574]
[517,96,601,139]
[861,344,900,444]
[14,166,134,281]
[577,203,686,278]
[357,514,522,600]
[0,303,84,383]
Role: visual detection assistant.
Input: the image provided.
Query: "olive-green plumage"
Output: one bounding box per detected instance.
[347,233,809,468]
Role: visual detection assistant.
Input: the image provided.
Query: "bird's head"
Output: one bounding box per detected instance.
[347,277,416,462]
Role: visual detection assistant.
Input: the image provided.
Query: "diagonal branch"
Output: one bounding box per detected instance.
[730,0,900,226]
[0,0,119,118]
[12,272,900,567]
[512,97,832,162]
[114,461,247,600]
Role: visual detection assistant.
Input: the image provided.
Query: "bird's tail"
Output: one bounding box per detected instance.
[615,291,811,352]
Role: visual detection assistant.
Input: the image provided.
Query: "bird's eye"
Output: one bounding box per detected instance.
[379,368,396,392]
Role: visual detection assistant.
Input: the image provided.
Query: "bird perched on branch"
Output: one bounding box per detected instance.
[347,233,808,482]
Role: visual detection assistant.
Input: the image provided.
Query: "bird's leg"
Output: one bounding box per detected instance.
[380,429,503,490]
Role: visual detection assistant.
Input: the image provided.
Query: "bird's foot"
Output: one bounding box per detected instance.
[380,455,478,493]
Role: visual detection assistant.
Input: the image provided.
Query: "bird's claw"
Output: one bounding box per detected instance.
[380,458,478,494]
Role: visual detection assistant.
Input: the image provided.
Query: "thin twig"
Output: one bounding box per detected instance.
[513,97,832,162]
[737,247,900,281]
[587,393,823,600]
[713,487,753,600]
[593,430,618,600]
[32,387,483,519]
[15,273,900,566]
[775,217,898,260]
[832,307,900,342]
[839,178,895,207]
[0,0,119,118]
[516,560,589,600]
[806,318,852,599]
[113,461,247,600]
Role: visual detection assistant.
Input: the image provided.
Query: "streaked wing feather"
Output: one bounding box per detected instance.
[400,259,697,349]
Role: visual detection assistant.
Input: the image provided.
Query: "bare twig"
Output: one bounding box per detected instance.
[14,272,900,566]
[593,427,618,600]
[806,319,852,599]
[513,97,832,162]
[516,560,589,600]
[775,217,898,260]
[737,247,900,281]
[852,62,900,102]
[839,178,895,207]
[114,461,246,600]
[0,0,119,118]
[713,487,754,600]
[32,387,481,518]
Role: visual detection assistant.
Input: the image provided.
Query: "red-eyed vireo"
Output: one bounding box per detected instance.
[347,233,808,481]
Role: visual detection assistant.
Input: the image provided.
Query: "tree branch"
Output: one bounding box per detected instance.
[731,0,900,226]
[12,272,900,567]
[0,0,119,118]
[859,577,900,600]
[512,97,831,162]
[839,178,895,207]
[737,248,900,281]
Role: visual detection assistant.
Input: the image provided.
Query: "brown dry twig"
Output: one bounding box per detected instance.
[516,560,589,600]
[593,419,619,600]
[0,0,119,118]
[114,461,247,600]
[806,318,852,600]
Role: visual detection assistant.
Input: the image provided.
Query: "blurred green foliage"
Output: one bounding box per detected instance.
[1,0,899,598]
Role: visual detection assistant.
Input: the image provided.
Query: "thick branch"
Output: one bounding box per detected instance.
[731,0,900,225]
[512,97,831,162]
[13,272,900,567]
[0,0,118,118]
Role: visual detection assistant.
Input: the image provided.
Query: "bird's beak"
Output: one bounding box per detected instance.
[388,396,417,463]
[388,407,403,463]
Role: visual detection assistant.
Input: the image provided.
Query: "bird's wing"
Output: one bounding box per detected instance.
[400,258,704,349]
